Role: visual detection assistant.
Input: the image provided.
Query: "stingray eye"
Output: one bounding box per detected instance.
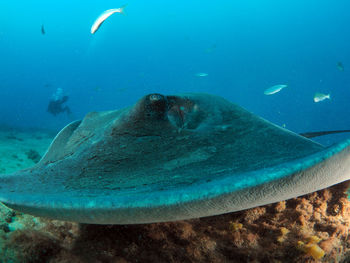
[144,93,168,119]
[149,94,164,102]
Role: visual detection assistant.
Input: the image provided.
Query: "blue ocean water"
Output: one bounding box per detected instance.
[0,0,349,139]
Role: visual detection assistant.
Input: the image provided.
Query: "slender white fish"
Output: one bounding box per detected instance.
[91,5,127,34]
[314,92,330,103]
[195,73,208,77]
[264,84,287,95]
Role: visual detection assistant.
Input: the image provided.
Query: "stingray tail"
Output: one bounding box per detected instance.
[300,130,350,138]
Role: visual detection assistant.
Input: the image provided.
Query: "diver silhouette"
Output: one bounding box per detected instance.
[47,88,71,116]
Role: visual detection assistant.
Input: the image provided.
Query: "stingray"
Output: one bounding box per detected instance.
[1,93,350,224]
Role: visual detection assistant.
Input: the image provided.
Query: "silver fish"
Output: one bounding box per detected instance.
[264,84,287,95]
[91,6,127,34]
[314,92,330,103]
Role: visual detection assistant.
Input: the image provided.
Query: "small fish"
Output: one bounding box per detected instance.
[264,84,287,95]
[41,24,45,35]
[91,5,127,34]
[195,73,208,77]
[314,93,330,103]
[337,62,344,71]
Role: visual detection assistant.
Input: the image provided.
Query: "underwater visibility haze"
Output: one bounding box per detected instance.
[0,0,350,262]
[0,0,349,135]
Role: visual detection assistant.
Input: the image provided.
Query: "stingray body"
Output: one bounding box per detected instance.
[0,93,350,224]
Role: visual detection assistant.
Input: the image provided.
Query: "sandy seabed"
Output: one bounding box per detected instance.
[0,127,349,263]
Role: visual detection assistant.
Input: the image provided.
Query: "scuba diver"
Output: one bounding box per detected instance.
[47,88,72,116]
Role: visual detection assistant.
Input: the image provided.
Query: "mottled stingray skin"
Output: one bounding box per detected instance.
[0,93,350,224]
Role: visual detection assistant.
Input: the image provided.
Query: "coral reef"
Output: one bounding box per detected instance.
[0,182,349,263]
[6,230,62,263]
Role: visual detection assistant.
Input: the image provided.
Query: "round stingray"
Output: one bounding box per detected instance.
[0,93,350,224]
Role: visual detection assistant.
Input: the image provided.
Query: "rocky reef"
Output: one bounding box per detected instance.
[0,182,349,263]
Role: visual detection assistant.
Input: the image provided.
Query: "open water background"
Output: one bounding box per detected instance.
[0,0,349,145]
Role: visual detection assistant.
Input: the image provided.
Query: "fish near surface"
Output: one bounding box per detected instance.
[91,6,126,34]
[0,93,350,224]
